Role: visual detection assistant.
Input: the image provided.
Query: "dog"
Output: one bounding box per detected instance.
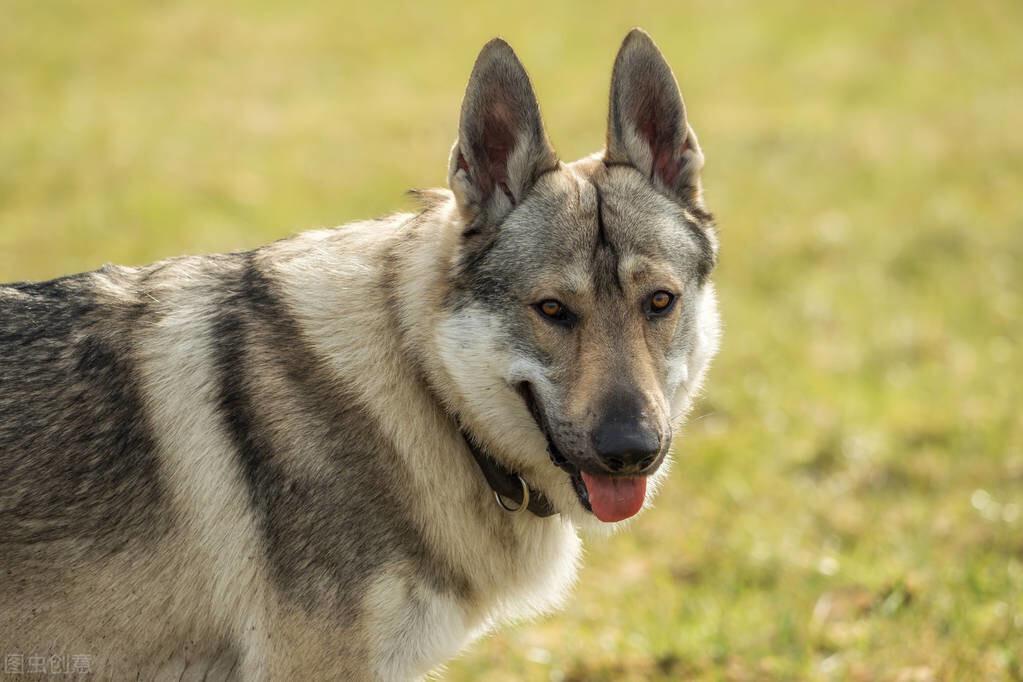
[0,28,720,680]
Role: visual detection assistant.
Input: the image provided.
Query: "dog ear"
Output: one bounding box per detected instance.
[448,39,558,225]
[605,29,704,204]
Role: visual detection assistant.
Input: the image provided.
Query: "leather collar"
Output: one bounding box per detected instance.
[460,425,557,518]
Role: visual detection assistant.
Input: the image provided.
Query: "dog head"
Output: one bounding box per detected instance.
[435,30,721,529]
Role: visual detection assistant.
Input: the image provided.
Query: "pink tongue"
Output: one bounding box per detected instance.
[580,472,648,522]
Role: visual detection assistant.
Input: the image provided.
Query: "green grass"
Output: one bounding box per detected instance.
[2,1,1021,679]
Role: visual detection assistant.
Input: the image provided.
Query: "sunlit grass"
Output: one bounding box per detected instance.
[2,1,1020,679]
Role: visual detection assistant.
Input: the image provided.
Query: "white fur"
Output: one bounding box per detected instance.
[364,566,470,681]
[135,272,274,679]
[671,284,721,424]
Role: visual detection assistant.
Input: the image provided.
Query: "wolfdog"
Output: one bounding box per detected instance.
[0,29,720,681]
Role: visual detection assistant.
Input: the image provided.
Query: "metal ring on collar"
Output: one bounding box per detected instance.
[494,475,530,514]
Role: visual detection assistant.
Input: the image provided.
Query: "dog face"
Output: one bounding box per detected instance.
[436,30,720,528]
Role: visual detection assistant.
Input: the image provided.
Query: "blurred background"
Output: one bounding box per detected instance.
[2,0,1020,679]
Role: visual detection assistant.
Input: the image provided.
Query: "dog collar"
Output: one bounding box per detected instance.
[459,426,557,518]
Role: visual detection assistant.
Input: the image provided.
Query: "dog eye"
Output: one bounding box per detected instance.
[647,291,676,316]
[534,299,574,325]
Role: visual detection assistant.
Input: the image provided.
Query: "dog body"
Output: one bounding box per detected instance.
[0,31,719,680]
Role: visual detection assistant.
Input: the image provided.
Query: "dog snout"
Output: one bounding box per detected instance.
[591,392,663,474]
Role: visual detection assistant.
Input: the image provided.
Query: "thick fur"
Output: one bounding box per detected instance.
[0,30,720,681]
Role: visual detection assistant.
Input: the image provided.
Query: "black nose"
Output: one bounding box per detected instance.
[592,393,662,474]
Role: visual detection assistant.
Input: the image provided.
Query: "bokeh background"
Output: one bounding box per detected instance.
[2,1,1021,679]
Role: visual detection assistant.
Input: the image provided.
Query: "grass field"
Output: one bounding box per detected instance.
[2,1,1021,679]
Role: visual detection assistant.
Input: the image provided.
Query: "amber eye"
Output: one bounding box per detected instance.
[534,299,575,326]
[540,300,562,317]
[648,291,676,316]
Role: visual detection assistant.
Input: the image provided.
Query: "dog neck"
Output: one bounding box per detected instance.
[387,195,558,519]
[457,420,557,517]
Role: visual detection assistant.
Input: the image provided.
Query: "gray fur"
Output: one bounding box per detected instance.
[0,271,168,563]
[0,29,720,681]
[209,252,471,612]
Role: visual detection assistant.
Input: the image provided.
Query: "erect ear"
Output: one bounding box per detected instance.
[605,29,705,204]
[448,39,558,225]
